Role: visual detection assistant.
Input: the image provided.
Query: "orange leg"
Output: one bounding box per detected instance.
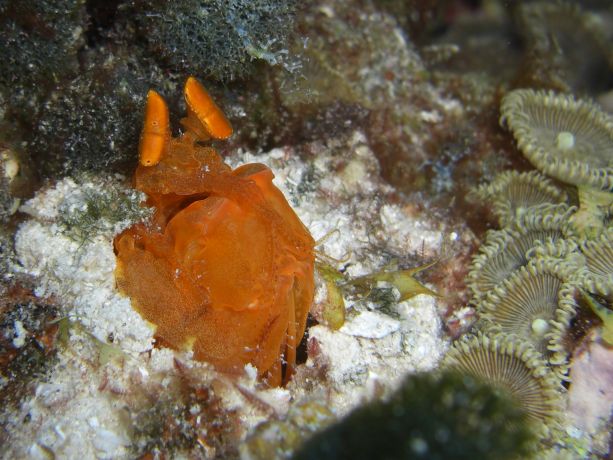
[283,282,298,384]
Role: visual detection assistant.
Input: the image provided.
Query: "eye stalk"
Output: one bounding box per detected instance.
[183,76,233,140]
[138,90,170,167]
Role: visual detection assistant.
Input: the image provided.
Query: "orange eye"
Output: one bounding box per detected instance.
[139,90,170,167]
[184,76,233,140]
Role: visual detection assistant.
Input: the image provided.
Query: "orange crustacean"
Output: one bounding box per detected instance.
[114,77,315,386]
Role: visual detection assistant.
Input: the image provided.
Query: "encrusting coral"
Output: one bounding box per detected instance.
[114,77,315,386]
[460,82,613,452]
[467,168,612,397]
[492,83,613,355]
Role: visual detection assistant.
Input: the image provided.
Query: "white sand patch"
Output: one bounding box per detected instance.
[14,177,153,355]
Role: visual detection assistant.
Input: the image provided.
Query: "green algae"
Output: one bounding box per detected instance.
[581,290,613,346]
[316,261,346,330]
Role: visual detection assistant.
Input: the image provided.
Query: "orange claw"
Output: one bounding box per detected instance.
[183,76,233,140]
[139,90,170,167]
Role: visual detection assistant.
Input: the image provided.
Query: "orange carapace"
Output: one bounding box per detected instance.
[114,77,315,386]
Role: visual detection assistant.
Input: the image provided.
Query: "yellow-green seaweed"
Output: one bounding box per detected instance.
[346,260,439,302]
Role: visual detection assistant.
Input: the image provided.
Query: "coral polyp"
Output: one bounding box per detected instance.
[444,333,563,431]
[576,229,613,297]
[477,259,576,377]
[467,204,575,301]
[471,170,568,227]
[500,89,613,192]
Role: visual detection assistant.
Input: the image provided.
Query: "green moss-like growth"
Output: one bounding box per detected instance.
[0,0,87,122]
[133,0,298,81]
[56,176,151,243]
[29,54,169,177]
[292,371,536,460]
